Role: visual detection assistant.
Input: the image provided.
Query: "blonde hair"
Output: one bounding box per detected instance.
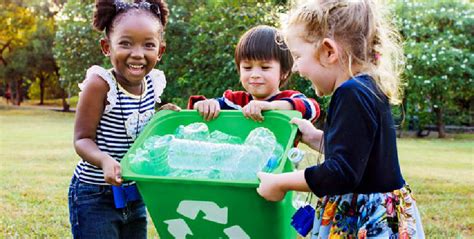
[286,0,404,104]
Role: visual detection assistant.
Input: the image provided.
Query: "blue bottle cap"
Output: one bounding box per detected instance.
[264,156,279,172]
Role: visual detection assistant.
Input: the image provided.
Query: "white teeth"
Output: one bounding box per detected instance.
[129,64,143,69]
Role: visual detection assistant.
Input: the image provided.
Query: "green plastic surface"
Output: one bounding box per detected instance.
[121,110,301,238]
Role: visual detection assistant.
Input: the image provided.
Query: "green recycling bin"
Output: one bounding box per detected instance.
[121,110,301,238]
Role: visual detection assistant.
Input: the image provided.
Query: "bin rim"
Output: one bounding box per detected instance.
[121,110,301,187]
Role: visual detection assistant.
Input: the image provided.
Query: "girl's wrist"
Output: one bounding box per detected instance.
[307,129,323,151]
[311,129,323,142]
[275,173,289,193]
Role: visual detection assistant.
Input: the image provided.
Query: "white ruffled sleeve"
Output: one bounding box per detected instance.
[147,69,166,103]
[79,65,118,114]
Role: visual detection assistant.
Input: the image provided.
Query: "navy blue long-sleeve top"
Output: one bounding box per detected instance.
[304,74,405,197]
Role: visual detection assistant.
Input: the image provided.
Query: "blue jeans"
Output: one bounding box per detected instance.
[68,176,147,239]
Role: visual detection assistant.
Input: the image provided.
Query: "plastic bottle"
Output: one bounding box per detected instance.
[287,147,310,209]
[208,130,243,144]
[244,127,277,160]
[167,138,265,172]
[175,122,209,141]
[129,135,173,175]
[287,147,305,169]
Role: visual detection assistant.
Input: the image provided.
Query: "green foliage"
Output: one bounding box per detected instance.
[159,1,288,107]
[395,0,473,127]
[53,0,106,96]
[0,3,62,104]
[28,75,63,100]
[0,3,37,96]
[24,17,64,101]
[47,0,471,128]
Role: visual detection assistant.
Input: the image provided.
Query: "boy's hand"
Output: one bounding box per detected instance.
[102,156,122,186]
[256,172,286,201]
[159,103,181,112]
[242,100,272,122]
[194,99,221,121]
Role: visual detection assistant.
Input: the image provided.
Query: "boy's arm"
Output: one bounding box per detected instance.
[187,90,251,110]
[267,100,293,110]
[187,95,208,109]
[278,90,320,123]
[217,90,251,110]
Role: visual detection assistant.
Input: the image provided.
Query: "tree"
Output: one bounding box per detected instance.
[0,3,36,105]
[395,0,473,137]
[21,17,59,105]
[53,0,106,110]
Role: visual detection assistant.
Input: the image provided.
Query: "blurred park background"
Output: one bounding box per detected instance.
[1,0,473,238]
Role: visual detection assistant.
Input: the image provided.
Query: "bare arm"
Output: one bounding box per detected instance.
[267,100,293,110]
[73,75,122,186]
[242,100,293,122]
[257,170,311,201]
[290,118,324,152]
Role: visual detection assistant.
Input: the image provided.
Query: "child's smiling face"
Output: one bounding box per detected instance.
[286,24,337,97]
[239,59,281,100]
[102,10,164,87]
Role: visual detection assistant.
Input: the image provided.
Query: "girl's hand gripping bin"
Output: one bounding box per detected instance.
[121,110,301,238]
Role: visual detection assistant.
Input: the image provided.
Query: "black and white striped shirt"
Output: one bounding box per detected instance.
[74,66,166,185]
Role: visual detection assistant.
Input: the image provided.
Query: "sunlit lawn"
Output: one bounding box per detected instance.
[0,106,472,238]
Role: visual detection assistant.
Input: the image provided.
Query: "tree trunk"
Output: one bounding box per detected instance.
[15,78,22,106]
[433,107,446,138]
[61,88,70,112]
[39,75,45,105]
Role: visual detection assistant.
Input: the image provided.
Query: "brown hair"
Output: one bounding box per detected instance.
[235,25,294,87]
[93,0,169,38]
[286,0,404,104]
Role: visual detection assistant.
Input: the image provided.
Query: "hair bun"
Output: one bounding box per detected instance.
[93,0,117,32]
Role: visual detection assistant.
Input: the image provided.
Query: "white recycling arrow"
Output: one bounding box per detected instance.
[224,225,250,239]
[177,200,228,224]
[163,218,193,239]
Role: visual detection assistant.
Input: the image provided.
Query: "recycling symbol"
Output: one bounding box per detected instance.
[163,200,250,239]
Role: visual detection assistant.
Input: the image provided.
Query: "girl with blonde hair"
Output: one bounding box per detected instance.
[257,1,424,238]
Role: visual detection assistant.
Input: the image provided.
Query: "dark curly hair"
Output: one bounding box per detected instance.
[235,25,294,87]
[93,0,169,37]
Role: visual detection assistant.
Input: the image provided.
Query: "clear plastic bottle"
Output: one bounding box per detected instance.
[130,135,173,175]
[132,125,285,180]
[287,147,305,169]
[244,127,277,160]
[167,138,265,172]
[208,130,243,144]
[287,147,316,209]
[175,122,209,141]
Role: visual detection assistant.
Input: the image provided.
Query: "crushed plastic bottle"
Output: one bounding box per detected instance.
[175,122,209,141]
[129,124,285,180]
[208,130,243,144]
[129,148,151,174]
[244,127,278,161]
[167,138,264,171]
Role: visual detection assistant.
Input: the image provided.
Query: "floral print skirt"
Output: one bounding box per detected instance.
[311,185,424,239]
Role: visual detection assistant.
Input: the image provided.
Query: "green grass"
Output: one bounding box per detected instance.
[21,96,79,108]
[1,106,473,238]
